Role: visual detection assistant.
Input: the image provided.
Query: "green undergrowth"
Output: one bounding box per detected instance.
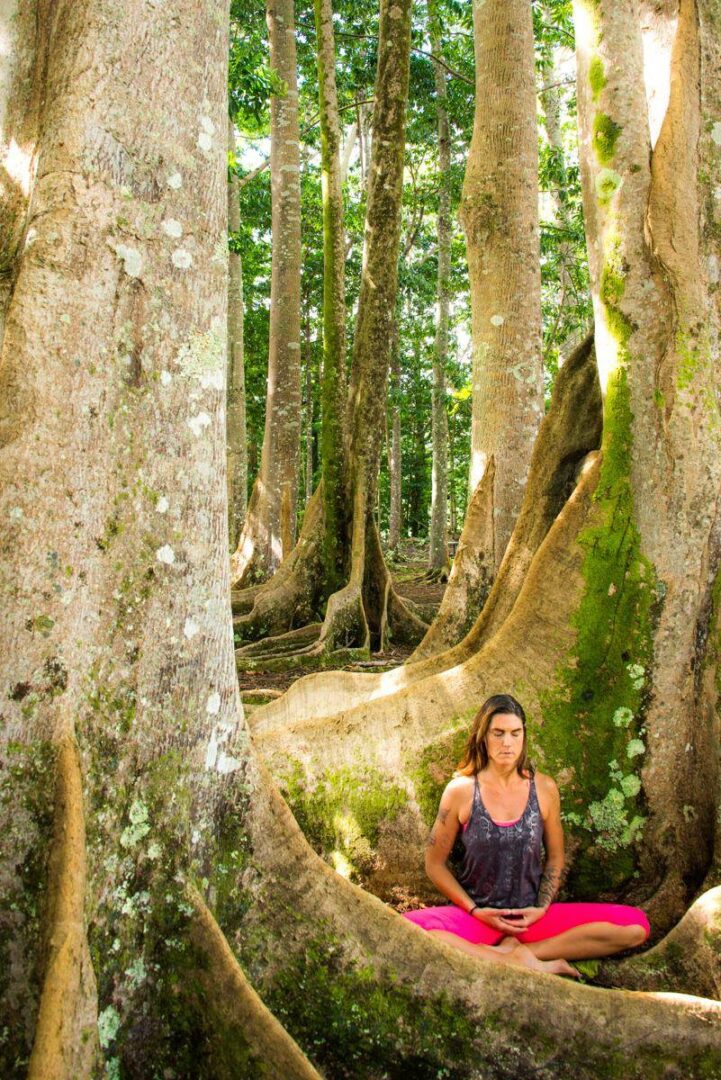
[279,761,409,881]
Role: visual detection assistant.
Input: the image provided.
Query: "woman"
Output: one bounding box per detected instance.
[403,694,650,977]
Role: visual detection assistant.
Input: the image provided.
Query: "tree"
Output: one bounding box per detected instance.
[250,0,721,1002]
[412,0,544,659]
[227,118,249,549]
[427,0,451,581]
[4,3,721,1078]
[230,0,303,586]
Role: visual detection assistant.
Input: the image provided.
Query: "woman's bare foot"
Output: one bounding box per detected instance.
[502,942,580,978]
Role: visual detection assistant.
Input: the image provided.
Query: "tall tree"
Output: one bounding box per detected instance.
[227,118,248,549]
[233,0,426,656]
[427,3,451,580]
[413,0,544,658]
[230,0,303,585]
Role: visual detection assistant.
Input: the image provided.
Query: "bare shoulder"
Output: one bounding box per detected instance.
[534,770,559,794]
[534,771,561,814]
[441,774,474,809]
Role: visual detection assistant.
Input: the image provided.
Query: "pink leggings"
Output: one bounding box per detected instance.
[403,902,650,945]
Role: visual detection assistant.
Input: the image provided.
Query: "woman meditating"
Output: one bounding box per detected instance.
[404,694,650,977]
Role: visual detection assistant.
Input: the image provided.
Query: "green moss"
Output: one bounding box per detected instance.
[0,740,57,1075]
[589,56,606,101]
[411,714,474,827]
[259,935,480,1080]
[534,242,658,897]
[595,168,622,204]
[280,762,408,881]
[593,113,622,165]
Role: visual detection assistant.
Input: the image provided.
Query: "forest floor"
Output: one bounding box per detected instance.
[237,538,447,701]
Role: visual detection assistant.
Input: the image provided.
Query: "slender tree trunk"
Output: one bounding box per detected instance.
[230,0,302,586]
[227,118,248,550]
[233,0,427,657]
[315,0,348,597]
[388,324,402,554]
[448,407,457,536]
[427,11,451,578]
[303,317,314,509]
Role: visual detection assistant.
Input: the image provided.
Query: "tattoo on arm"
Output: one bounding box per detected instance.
[426,806,450,849]
[537,864,564,909]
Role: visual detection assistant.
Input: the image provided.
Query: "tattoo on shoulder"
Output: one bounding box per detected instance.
[438,807,449,826]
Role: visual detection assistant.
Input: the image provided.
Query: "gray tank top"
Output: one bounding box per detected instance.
[455,773,543,908]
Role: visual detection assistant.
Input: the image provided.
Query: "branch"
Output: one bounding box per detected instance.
[237,98,376,190]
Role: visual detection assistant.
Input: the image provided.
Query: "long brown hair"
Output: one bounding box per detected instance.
[456,694,534,778]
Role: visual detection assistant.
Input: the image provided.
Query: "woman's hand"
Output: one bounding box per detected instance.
[472,908,532,934]
[501,906,547,932]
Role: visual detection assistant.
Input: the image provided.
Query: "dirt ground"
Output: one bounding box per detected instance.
[237,540,447,700]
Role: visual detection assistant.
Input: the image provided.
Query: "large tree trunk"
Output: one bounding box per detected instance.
[427,10,451,580]
[227,118,248,550]
[429,0,544,649]
[5,4,721,1076]
[251,0,721,946]
[230,0,302,587]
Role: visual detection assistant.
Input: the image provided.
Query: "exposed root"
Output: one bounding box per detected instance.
[227,754,721,1078]
[409,459,496,661]
[412,332,601,662]
[598,887,721,999]
[186,885,324,1080]
[27,736,99,1080]
[236,623,324,659]
[250,449,602,738]
[232,487,326,643]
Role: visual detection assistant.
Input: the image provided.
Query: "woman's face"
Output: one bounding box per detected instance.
[484,712,524,768]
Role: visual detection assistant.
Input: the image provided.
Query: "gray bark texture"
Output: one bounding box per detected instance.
[460,0,543,571]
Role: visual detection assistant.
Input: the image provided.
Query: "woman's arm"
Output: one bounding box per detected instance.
[424,784,475,911]
[537,773,565,909]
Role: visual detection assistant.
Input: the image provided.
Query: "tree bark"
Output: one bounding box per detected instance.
[388,324,402,554]
[458,0,543,585]
[230,0,302,586]
[227,118,248,550]
[315,0,348,597]
[303,311,314,509]
[428,9,451,579]
[413,0,544,650]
